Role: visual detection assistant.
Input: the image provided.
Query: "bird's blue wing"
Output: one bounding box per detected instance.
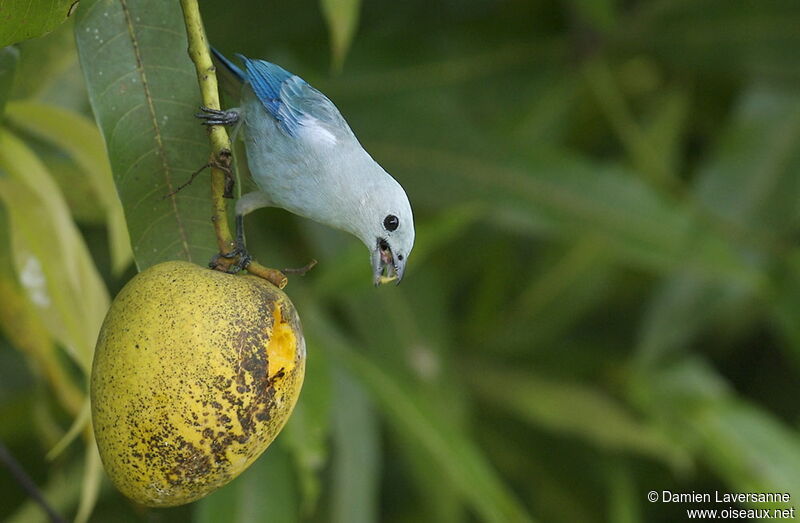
[239,56,295,133]
[240,56,351,141]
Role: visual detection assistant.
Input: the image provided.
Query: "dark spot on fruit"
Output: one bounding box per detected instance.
[268,368,285,387]
[166,436,212,485]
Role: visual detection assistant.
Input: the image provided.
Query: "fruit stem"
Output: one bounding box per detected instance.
[179,0,288,289]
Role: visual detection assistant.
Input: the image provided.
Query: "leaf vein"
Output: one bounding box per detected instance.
[119,0,192,261]
[144,64,196,77]
[89,31,126,60]
[131,211,180,250]
[95,70,137,100]
[108,101,146,147]
[134,24,184,38]
[120,146,157,182]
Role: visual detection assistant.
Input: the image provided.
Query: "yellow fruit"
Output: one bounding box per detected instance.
[91,261,305,507]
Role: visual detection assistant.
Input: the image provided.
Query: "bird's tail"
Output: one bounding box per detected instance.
[211,47,244,100]
[211,48,244,81]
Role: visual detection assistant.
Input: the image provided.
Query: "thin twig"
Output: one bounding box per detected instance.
[0,440,66,523]
[162,161,211,199]
[283,259,318,275]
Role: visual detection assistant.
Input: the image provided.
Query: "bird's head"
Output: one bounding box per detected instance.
[353,176,414,286]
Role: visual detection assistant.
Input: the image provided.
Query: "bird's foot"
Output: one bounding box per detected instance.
[207,216,290,288]
[195,106,240,126]
[209,214,252,274]
[209,248,289,288]
[209,243,252,274]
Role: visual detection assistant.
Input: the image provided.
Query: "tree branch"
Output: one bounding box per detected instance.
[179,0,288,289]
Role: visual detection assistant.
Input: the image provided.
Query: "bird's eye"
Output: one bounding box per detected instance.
[383,214,399,231]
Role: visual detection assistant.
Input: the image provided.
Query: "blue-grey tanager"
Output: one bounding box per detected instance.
[198,50,414,285]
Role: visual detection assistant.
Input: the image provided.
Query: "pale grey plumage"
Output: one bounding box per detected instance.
[210,51,414,284]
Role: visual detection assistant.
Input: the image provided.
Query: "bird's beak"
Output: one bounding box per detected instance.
[372,239,405,286]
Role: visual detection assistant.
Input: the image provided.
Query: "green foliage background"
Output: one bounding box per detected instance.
[1,0,800,521]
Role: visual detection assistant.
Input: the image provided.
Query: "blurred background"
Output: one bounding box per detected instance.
[1,0,800,521]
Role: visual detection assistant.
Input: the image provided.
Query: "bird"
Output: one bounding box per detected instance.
[196,49,415,286]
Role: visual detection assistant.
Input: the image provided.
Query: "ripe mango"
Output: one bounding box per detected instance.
[91,261,305,506]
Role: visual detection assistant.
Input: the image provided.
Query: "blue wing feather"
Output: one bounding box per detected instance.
[214,52,351,141]
[239,56,301,136]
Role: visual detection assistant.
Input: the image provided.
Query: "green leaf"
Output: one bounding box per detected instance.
[320,0,361,71]
[30,154,106,223]
[0,187,10,268]
[306,309,533,523]
[698,85,800,359]
[321,41,562,100]
[6,100,132,274]
[631,0,800,80]
[0,0,79,47]
[695,84,800,235]
[513,72,580,146]
[330,366,380,523]
[772,250,800,353]
[75,0,216,271]
[0,46,19,117]
[12,20,78,101]
[635,272,724,367]
[606,465,642,523]
[282,344,332,514]
[74,437,103,523]
[471,368,689,468]
[635,359,800,510]
[0,129,108,373]
[46,398,90,460]
[642,88,690,176]
[6,456,85,523]
[373,143,758,286]
[0,208,84,416]
[696,402,800,509]
[0,276,84,416]
[637,85,800,366]
[567,0,618,31]
[194,444,299,523]
[583,59,674,191]
[314,204,484,298]
[489,237,613,353]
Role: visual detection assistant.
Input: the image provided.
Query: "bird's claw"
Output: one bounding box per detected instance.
[209,214,251,273]
[195,106,240,126]
[209,244,252,274]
